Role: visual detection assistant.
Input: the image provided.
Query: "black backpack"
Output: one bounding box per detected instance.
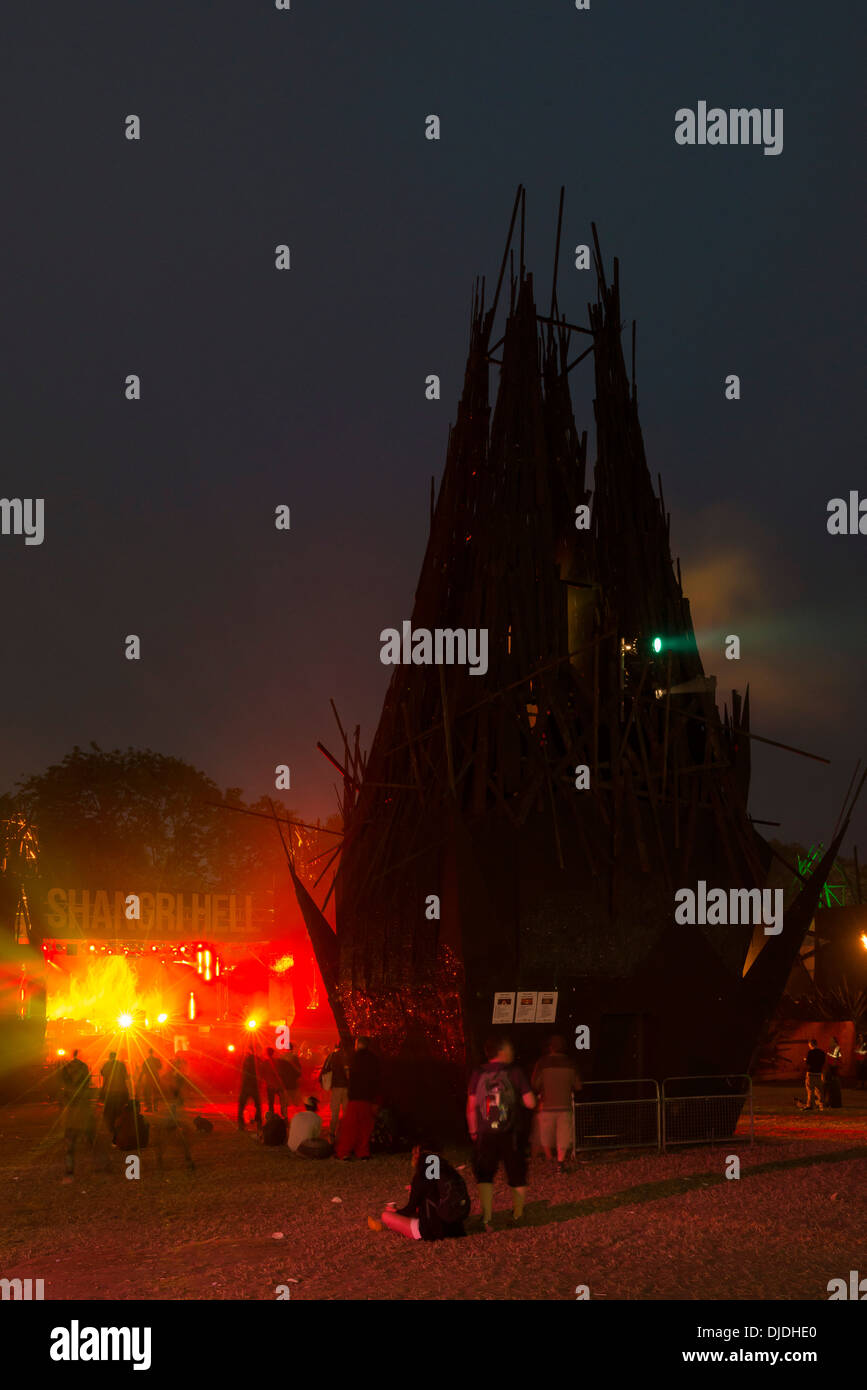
[262,1112,287,1146]
[434,1165,471,1225]
[113,1101,150,1150]
[474,1065,519,1134]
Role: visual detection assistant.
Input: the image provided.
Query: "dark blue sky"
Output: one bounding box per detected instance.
[3,1,865,852]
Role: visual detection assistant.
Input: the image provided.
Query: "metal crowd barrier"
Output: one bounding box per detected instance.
[570,1078,661,1154]
[567,1074,754,1155]
[661,1074,753,1151]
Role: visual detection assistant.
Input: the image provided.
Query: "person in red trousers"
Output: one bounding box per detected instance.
[335,1037,381,1159]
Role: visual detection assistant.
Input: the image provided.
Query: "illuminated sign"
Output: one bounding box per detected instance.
[43,889,274,940]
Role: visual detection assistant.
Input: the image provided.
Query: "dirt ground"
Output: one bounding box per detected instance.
[1,1085,865,1301]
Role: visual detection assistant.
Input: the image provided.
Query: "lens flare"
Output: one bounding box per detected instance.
[118,1012,133,1029]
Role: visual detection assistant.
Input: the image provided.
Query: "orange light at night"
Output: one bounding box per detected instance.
[861,933,867,951]
[157,1012,168,1023]
[188,991,196,1021]
[227,1044,235,1052]
[246,1018,257,1030]
[118,1013,133,1029]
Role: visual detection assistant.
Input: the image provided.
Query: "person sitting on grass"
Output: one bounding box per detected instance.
[373,1139,469,1241]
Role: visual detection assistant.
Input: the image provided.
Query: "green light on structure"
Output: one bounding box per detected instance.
[652,636,663,654]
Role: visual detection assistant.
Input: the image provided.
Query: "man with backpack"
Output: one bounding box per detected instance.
[467,1035,536,1231]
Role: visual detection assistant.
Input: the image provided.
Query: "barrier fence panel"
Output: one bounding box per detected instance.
[661,1075,753,1151]
[571,1078,661,1154]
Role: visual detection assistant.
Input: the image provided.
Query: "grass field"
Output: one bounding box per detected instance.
[1,1086,865,1300]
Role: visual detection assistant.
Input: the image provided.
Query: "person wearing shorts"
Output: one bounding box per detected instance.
[804,1040,825,1112]
[467,1035,536,1231]
[532,1035,581,1172]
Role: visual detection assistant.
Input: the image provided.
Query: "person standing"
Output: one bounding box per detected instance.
[531,1035,581,1173]
[855,1033,867,1090]
[803,1038,826,1112]
[264,1046,289,1116]
[335,1037,381,1159]
[277,1043,303,1112]
[237,1046,262,1131]
[824,1036,843,1109]
[100,1052,130,1133]
[321,1042,349,1139]
[60,1048,90,1103]
[467,1036,536,1231]
[60,1049,94,1178]
[140,1048,163,1112]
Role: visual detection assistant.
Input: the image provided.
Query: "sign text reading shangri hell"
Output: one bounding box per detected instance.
[44,889,274,939]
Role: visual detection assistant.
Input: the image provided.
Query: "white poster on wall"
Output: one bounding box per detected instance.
[514,991,538,1023]
[535,991,558,1023]
[492,991,516,1024]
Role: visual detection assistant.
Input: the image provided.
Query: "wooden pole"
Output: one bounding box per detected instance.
[550,185,565,320]
[490,185,523,325]
[592,639,600,788]
[439,666,457,795]
[661,651,672,800]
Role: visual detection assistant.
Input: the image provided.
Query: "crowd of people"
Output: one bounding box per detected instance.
[54,1025,867,1236]
[55,1045,194,1176]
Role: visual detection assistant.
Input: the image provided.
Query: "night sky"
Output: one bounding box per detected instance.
[3,1,865,850]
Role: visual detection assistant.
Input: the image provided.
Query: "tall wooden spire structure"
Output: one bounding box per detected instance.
[291,189,852,1126]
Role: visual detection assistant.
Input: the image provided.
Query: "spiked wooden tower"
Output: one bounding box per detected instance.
[294,189,855,1131]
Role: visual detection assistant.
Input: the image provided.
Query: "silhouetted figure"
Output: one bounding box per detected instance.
[100,1052,130,1133]
[113,1097,150,1150]
[140,1049,163,1112]
[321,1043,349,1139]
[60,1049,94,1178]
[277,1044,303,1110]
[237,1047,262,1131]
[803,1039,826,1112]
[824,1036,843,1108]
[264,1046,289,1116]
[335,1038,381,1159]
